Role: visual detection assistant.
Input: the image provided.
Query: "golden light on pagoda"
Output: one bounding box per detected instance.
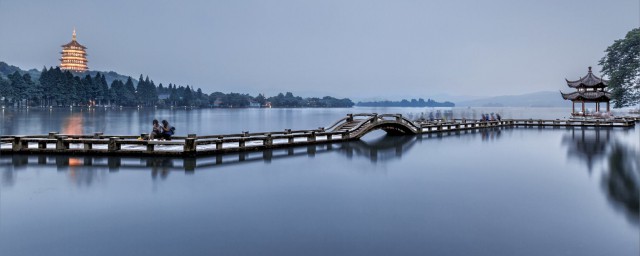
[59,28,89,72]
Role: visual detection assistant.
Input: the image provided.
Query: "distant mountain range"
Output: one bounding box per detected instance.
[0,61,137,85]
[456,91,571,108]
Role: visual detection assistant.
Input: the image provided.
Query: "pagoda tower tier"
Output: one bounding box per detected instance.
[59,28,88,72]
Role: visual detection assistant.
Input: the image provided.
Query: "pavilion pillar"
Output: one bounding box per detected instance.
[596,102,599,112]
[581,101,585,115]
[607,101,610,112]
[572,101,575,114]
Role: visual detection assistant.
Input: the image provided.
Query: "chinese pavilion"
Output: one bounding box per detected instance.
[560,67,611,116]
[59,29,88,72]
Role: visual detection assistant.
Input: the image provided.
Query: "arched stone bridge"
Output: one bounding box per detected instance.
[325,113,420,138]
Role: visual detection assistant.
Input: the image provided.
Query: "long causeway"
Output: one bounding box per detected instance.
[1,113,638,157]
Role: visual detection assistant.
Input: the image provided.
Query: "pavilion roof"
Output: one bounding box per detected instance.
[565,67,608,88]
[560,91,611,101]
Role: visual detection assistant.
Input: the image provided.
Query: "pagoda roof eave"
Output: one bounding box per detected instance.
[560,91,612,101]
[565,67,609,88]
[61,40,87,49]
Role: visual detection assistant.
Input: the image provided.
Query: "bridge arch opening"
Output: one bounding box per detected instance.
[356,122,418,139]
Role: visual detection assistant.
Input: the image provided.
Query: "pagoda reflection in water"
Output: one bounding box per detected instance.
[562,127,639,226]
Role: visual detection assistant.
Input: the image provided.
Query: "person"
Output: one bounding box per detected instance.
[496,113,502,121]
[160,120,175,140]
[149,119,162,140]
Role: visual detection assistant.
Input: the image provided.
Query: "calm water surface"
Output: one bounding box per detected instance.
[0,107,638,256]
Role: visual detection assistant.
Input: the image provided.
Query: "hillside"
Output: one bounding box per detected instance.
[0,62,41,80]
[0,61,137,85]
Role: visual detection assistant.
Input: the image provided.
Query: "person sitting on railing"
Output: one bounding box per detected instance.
[160,120,176,140]
[149,119,162,140]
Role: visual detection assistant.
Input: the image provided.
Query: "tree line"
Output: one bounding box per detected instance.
[0,67,354,108]
[357,98,454,107]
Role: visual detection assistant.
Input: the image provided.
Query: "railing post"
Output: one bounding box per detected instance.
[108,137,120,152]
[239,138,245,148]
[307,131,316,142]
[395,114,403,122]
[285,129,291,134]
[12,136,26,151]
[327,133,333,140]
[84,142,93,150]
[56,136,69,150]
[264,133,273,146]
[288,135,294,144]
[48,132,58,139]
[215,139,223,150]
[93,132,103,139]
[346,114,353,122]
[147,143,154,152]
[188,134,197,138]
[242,131,249,137]
[38,141,47,149]
[342,131,350,140]
[184,137,196,153]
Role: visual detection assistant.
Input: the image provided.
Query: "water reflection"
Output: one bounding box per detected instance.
[603,143,639,226]
[0,128,505,184]
[562,127,639,225]
[562,128,612,172]
[4,127,637,227]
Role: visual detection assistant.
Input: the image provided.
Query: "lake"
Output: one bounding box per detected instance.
[0,107,638,256]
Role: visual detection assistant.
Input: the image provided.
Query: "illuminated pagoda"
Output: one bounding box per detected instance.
[560,66,611,116]
[59,28,88,72]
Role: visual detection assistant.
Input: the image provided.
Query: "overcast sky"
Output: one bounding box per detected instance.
[0,0,638,100]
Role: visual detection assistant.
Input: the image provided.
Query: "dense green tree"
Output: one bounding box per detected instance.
[24,74,43,106]
[254,93,266,105]
[123,77,137,106]
[80,74,93,105]
[183,86,194,106]
[599,28,640,108]
[8,71,28,107]
[0,75,13,105]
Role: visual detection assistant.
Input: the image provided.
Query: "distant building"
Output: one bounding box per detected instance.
[248,100,261,108]
[213,98,224,107]
[59,28,89,72]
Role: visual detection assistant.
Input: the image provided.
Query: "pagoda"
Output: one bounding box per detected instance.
[560,67,611,116]
[59,28,88,72]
